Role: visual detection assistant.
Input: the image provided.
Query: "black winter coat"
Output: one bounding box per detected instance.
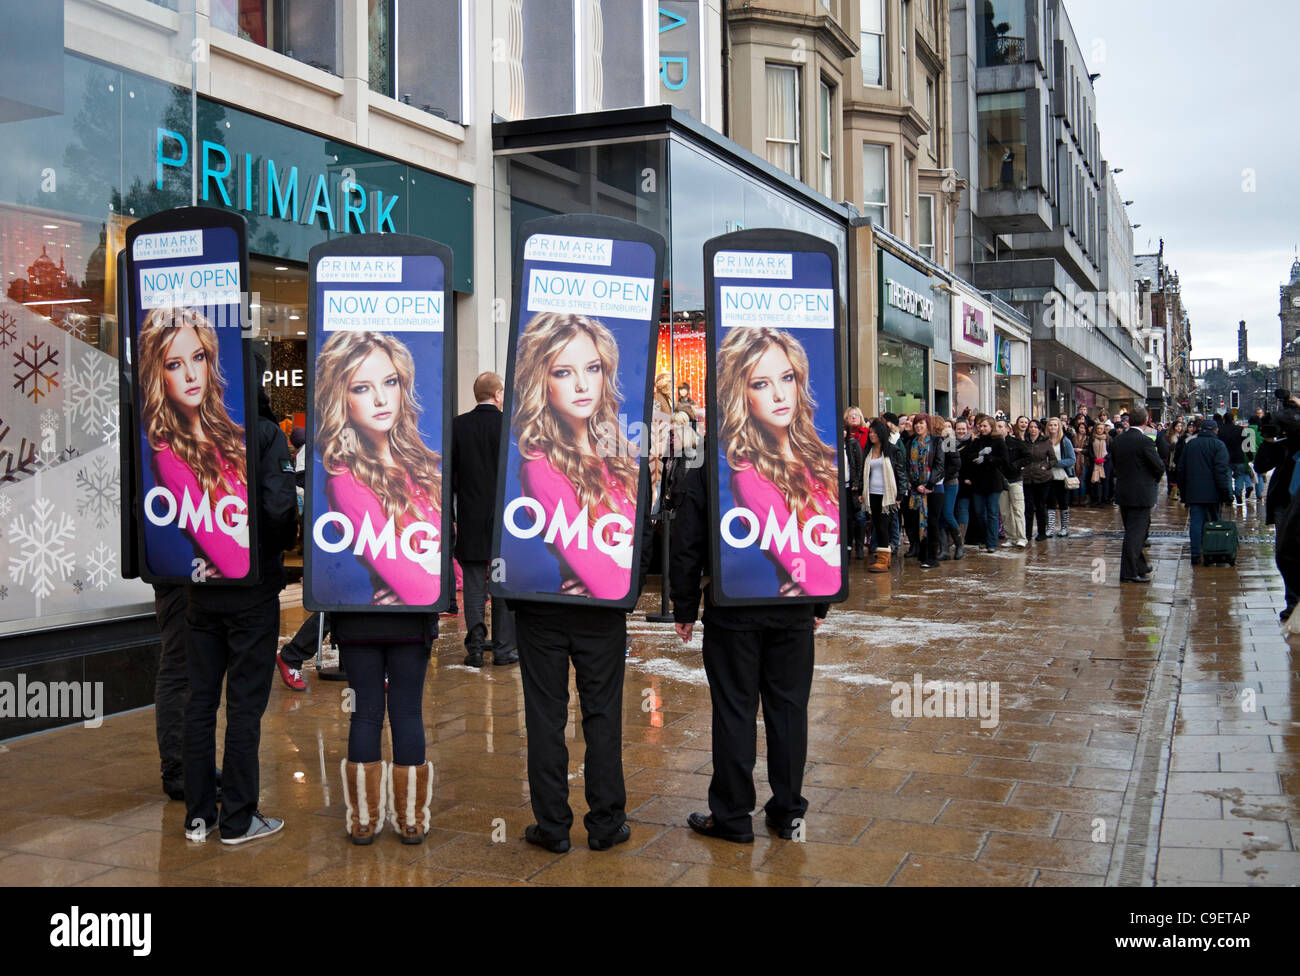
[963,434,1008,495]
[1111,427,1165,508]
[452,403,506,562]
[1178,432,1232,505]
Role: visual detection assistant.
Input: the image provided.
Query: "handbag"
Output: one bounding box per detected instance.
[1065,475,1081,490]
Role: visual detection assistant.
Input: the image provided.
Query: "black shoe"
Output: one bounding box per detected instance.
[1190,555,1201,566]
[493,649,519,666]
[524,824,570,853]
[1035,534,1047,541]
[163,779,184,801]
[588,822,631,851]
[919,560,938,569]
[1281,606,1294,623]
[1120,575,1152,584]
[463,652,484,667]
[765,814,797,840]
[686,811,754,844]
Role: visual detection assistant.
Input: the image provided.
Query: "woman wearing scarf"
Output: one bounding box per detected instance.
[953,418,977,551]
[1087,421,1113,506]
[963,414,1009,552]
[866,419,909,573]
[842,407,867,560]
[904,415,946,568]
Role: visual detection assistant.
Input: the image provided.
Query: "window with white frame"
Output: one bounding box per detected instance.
[903,155,912,243]
[819,80,835,196]
[766,64,801,180]
[901,0,910,99]
[862,142,889,228]
[918,193,935,262]
[861,0,884,87]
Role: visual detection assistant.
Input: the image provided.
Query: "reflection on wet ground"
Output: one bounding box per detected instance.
[0,494,1294,885]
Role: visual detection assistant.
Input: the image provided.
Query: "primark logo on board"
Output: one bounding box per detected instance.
[50,906,151,956]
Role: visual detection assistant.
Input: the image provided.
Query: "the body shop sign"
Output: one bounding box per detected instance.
[878,250,935,348]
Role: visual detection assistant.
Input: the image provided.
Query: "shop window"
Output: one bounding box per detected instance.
[522,0,577,117]
[862,143,888,228]
[918,193,934,262]
[211,1,341,76]
[977,0,1027,67]
[860,0,884,87]
[588,0,646,111]
[977,91,1027,192]
[765,64,801,181]
[902,155,912,244]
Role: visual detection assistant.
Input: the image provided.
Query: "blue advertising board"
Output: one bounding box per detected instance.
[705,229,848,606]
[303,235,454,613]
[491,214,666,609]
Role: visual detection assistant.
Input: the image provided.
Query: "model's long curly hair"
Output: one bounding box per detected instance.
[512,312,638,521]
[717,326,837,525]
[139,307,247,499]
[315,331,442,527]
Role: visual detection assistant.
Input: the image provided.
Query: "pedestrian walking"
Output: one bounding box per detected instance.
[905,415,946,568]
[1043,417,1077,537]
[866,419,908,572]
[962,414,1008,552]
[453,372,517,667]
[938,418,963,560]
[1218,414,1250,506]
[1023,420,1051,540]
[1112,406,1165,583]
[1178,417,1232,566]
[183,381,298,845]
[671,463,829,844]
[998,418,1028,548]
[843,407,867,560]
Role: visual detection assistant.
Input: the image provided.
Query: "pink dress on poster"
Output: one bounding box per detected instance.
[730,464,840,597]
[520,455,636,600]
[325,468,441,606]
[152,443,250,579]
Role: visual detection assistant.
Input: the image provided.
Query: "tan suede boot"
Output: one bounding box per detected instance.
[341,759,387,845]
[389,761,434,844]
[868,549,891,573]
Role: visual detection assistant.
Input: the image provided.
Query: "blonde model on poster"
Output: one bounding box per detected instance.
[315,330,442,606]
[512,311,639,600]
[139,306,250,578]
[716,325,840,596]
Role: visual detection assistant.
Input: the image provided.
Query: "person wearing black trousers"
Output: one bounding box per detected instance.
[1111,405,1165,583]
[904,415,946,569]
[452,372,517,667]
[335,612,437,845]
[183,385,298,845]
[671,463,829,843]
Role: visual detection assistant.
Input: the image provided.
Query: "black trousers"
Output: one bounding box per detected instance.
[1120,505,1152,579]
[1025,482,1049,538]
[279,611,322,669]
[702,620,815,833]
[184,588,281,837]
[868,494,892,552]
[515,609,626,842]
[153,584,191,787]
[904,493,942,562]
[461,560,516,654]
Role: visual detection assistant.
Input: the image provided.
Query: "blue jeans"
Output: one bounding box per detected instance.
[942,483,960,533]
[890,507,901,551]
[971,492,1001,548]
[954,494,971,529]
[1230,463,1250,501]
[1188,503,1221,558]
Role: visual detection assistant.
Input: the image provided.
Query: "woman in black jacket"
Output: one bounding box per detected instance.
[1023,420,1053,540]
[938,418,963,560]
[865,419,908,573]
[905,415,947,568]
[962,414,1009,552]
[843,407,867,560]
[954,418,978,549]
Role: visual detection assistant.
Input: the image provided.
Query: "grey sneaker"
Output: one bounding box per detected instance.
[220,811,284,846]
[185,818,218,842]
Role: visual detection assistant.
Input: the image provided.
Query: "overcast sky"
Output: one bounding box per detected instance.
[1066,0,1299,367]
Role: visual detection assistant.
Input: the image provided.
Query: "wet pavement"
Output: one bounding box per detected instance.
[0,492,1295,886]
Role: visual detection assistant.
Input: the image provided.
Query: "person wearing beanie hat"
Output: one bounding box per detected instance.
[1178,417,1231,564]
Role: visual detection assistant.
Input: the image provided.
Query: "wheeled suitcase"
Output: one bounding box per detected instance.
[1201,520,1238,566]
